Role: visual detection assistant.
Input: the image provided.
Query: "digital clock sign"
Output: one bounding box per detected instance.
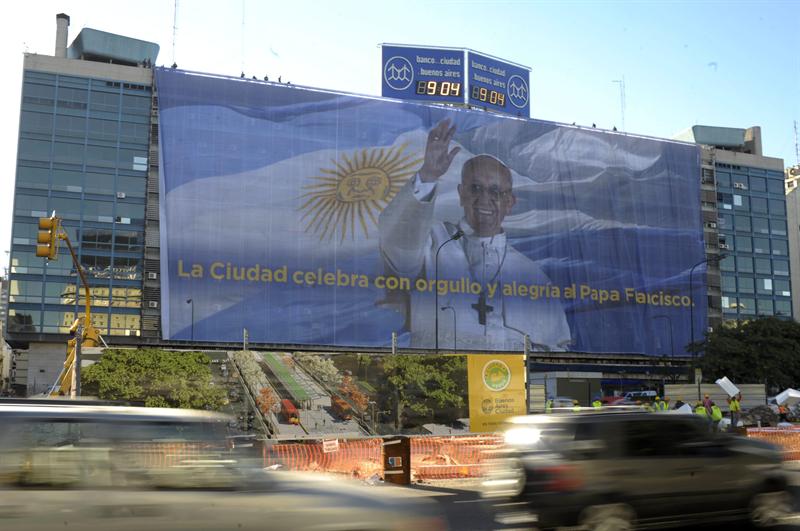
[381,45,465,104]
[467,51,530,117]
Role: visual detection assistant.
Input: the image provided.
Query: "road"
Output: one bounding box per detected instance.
[382,481,800,530]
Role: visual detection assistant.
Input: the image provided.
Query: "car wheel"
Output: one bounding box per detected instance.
[579,503,635,531]
[749,490,792,528]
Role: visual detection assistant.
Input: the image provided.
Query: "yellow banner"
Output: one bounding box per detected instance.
[468,354,526,433]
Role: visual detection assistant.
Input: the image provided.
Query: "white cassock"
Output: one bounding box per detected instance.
[378,177,571,351]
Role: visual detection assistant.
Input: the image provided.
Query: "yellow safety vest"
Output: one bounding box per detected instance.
[729,399,741,412]
[545,400,553,413]
[695,406,708,417]
[711,406,723,421]
[592,400,602,409]
[572,405,581,412]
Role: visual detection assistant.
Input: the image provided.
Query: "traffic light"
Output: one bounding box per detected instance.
[36,215,61,260]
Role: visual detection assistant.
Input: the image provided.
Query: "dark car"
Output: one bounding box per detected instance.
[482,410,791,530]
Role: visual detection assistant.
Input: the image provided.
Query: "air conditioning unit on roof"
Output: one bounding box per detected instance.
[148,301,159,308]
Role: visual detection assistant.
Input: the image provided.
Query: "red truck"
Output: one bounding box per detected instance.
[280,399,300,424]
[330,396,352,420]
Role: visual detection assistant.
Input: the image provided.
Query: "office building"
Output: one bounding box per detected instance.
[5,14,159,393]
[676,126,791,322]
[784,165,800,320]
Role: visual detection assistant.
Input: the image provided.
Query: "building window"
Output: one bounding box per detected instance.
[734,215,751,232]
[773,260,789,276]
[721,275,736,292]
[753,237,770,254]
[752,217,769,234]
[749,176,766,192]
[757,278,773,295]
[716,172,731,187]
[776,300,792,317]
[751,197,768,213]
[769,199,786,216]
[738,276,754,294]
[774,279,791,297]
[772,240,788,256]
[720,255,735,272]
[737,297,755,315]
[771,219,787,236]
[755,258,772,275]
[768,179,784,195]
[757,299,774,316]
[735,235,752,253]
[736,256,753,273]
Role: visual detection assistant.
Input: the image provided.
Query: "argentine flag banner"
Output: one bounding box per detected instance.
[155,68,703,355]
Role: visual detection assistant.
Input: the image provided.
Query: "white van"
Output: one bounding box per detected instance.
[623,390,657,401]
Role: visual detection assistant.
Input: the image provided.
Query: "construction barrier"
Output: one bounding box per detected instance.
[263,438,384,479]
[410,435,504,481]
[746,427,800,461]
[258,427,800,480]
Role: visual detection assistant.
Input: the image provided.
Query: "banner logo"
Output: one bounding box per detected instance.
[299,145,420,241]
[507,75,529,109]
[482,359,512,391]
[384,56,414,91]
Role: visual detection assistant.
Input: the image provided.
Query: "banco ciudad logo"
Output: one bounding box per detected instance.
[507,75,529,109]
[383,56,414,91]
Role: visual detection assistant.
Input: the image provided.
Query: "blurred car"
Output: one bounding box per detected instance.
[0,399,447,531]
[482,410,790,530]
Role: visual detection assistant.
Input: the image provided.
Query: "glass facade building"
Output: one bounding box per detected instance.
[716,165,792,319]
[675,125,791,323]
[7,46,155,344]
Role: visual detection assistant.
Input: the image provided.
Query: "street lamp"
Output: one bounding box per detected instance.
[440,305,457,353]
[688,254,726,358]
[186,298,194,341]
[434,230,464,352]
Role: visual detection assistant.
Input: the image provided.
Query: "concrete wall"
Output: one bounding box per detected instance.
[24,53,153,85]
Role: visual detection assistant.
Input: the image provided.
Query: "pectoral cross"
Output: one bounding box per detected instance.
[471,292,494,325]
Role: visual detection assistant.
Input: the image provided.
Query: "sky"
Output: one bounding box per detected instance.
[1,0,798,267]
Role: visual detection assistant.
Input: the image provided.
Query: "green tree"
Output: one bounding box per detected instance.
[82,348,226,410]
[380,354,466,429]
[697,317,800,392]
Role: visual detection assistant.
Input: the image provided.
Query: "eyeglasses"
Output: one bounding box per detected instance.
[468,183,513,201]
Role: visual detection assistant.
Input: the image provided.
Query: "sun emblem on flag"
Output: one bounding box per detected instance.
[299,144,421,241]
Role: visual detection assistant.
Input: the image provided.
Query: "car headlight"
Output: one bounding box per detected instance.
[504,427,541,446]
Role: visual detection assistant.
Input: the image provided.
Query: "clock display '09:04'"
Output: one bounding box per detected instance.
[471,86,506,107]
[415,81,462,97]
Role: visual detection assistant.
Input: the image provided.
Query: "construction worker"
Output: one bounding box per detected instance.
[673,397,685,410]
[695,401,711,431]
[572,400,581,413]
[710,401,723,432]
[592,398,602,409]
[727,393,742,432]
[703,393,713,415]
[664,397,671,410]
[653,396,666,412]
[545,397,554,414]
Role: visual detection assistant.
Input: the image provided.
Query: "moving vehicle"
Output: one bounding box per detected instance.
[482,410,790,530]
[280,398,300,424]
[0,399,447,531]
[331,395,353,420]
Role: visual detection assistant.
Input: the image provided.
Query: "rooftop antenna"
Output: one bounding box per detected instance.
[612,76,626,131]
[171,0,178,66]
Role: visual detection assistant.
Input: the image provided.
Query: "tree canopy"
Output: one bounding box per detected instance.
[697,317,800,391]
[82,348,227,409]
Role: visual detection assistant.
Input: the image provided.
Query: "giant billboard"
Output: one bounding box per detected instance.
[155,68,705,355]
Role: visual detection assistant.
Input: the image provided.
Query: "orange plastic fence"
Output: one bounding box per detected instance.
[117,442,222,468]
[746,427,800,461]
[263,438,384,479]
[263,435,504,480]
[410,435,504,480]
